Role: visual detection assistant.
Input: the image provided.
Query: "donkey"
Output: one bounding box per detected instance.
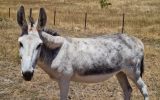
[17,6,149,100]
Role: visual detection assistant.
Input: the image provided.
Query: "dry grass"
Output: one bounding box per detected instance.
[0,0,160,100]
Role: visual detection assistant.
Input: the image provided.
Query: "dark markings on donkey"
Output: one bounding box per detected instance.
[40,45,61,66]
[82,53,123,76]
[83,64,121,75]
[140,56,144,77]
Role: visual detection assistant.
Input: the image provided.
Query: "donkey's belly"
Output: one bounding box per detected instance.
[71,72,118,83]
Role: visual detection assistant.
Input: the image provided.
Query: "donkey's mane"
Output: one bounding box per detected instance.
[42,28,60,36]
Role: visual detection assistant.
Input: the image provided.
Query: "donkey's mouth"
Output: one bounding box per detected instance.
[22,71,34,81]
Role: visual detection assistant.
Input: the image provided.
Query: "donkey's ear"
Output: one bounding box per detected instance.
[37,8,47,30]
[17,6,27,28]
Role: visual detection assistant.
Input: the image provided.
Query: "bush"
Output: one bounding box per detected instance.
[100,0,111,8]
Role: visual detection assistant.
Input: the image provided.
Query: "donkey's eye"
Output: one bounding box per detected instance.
[19,42,23,48]
[36,44,42,50]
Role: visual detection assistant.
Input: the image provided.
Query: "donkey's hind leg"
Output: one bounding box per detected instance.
[128,74,149,100]
[116,72,132,100]
[126,60,149,100]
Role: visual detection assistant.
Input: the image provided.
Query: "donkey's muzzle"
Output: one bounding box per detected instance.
[22,71,34,81]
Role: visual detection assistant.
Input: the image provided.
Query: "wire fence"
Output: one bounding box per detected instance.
[0,7,125,31]
[0,7,160,35]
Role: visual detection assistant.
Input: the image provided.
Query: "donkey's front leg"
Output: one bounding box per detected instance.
[58,76,70,100]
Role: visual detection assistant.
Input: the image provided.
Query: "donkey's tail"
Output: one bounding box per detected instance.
[140,56,144,77]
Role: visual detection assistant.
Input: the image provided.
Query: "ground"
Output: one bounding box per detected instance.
[0,0,160,100]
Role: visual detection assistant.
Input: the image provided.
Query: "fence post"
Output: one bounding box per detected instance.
[9,8,10,18]
[121,13,125,33]
[29,8,34,27]
[29,8,32,17]
[84,12,87,30]
[54,9,56,25]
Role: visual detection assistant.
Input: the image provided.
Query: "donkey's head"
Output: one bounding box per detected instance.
[17,6,47,81]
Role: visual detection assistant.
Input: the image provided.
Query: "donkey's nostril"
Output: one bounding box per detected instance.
[22,71,34,81]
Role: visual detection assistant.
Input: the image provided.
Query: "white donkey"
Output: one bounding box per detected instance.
[17,6,149,100]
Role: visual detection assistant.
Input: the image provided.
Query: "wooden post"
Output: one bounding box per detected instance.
[29,8,34,27]
[121,13,125,33]
[54,9,56,25]
[9,8,10,18]
[84,12,87,30]
[29,8,32,18]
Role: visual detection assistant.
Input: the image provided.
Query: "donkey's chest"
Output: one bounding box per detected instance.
[38,61,61,80]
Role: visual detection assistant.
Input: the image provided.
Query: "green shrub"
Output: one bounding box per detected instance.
[100,0,111,8]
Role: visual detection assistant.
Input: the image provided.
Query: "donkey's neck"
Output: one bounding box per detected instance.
[37,41,69,79]
[38,45,61,67]
[38,35,67,66]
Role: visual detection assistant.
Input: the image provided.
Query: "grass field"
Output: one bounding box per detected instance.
[0,0,160,100]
